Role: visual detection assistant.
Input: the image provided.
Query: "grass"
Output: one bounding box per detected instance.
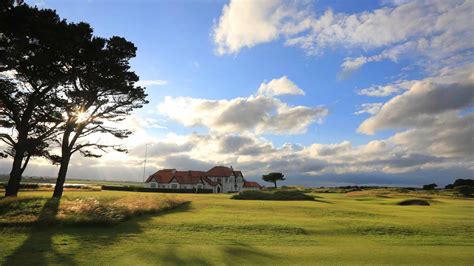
[0,195,187,226]
[231,190,315,201]
[0,189,473,265]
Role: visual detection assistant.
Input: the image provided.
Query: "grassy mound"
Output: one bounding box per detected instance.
[0,195,188,226]
[397,199,430,206]
[231,190,315,201]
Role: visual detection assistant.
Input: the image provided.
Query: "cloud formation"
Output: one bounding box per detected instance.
[257,76,305,96]
[212,0,307,55]
[358,79,474,135]
[214,0,474,73]
[158,77,326,134]
[354,103,383,115]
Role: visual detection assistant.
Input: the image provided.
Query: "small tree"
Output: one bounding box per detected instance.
[262,172,285,188]
[422,183,437,190]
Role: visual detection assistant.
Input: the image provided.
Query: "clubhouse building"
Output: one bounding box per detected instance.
[144,166,262,193]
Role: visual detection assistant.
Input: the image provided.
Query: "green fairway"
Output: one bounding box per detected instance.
[1,190,473,265]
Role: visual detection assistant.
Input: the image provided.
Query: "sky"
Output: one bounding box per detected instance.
[1,0,473,187]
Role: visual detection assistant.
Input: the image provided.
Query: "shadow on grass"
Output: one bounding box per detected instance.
[159,246,210,266]
[314,199,332,204]
[221,241,279,264]
[3,199,76,266]
[2,200,192,265]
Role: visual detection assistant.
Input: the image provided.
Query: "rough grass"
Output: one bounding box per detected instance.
[0,195,187,226]
[231,190,315,201]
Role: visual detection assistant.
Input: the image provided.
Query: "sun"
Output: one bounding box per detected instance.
[75,111,89,123]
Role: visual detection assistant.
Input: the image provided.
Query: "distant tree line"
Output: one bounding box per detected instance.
[422,179,474,197]
[445,179,474,197]
[0,1,148,198]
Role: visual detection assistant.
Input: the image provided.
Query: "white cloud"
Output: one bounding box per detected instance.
[358,79,474,135]
[354,103,383,115]
[257,76,305,96]
[340,41,416,75]
[214,0,474,74]
[158,94,327,135]
[357,81,412,97]
[136,79,168,87]
[358,64,474,97]
[390,112,474,157]
[212,0,309,55]
[158,77,326,135]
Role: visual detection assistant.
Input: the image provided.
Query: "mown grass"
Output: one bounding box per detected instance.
[0,189,473,265]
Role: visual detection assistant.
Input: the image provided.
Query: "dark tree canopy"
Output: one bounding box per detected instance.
[0,2,87,196]
[262,172,285,188]
[445,179,474,189]
[0,1,148,198]
[50,34,148,198]
[422,183,437,190]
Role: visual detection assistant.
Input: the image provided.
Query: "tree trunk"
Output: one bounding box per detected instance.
[52,153,71,199]
[5,148,25,197]
[274,181,277,188]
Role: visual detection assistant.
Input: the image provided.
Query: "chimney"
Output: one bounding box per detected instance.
[172,169,176,174]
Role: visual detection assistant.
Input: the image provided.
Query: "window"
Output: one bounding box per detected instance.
[224,177,228,183]
[150,182,157,188]
[171,184,178,189]
[197,184,203,189]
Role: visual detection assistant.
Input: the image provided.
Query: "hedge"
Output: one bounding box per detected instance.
[232,190,315,201]
[101,185,213,194]
[0,183,40,189]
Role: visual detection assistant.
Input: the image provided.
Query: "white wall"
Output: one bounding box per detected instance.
[145,175,247,193]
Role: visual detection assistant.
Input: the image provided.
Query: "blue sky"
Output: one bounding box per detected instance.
[43,0,403,143]
[8,0,473,186]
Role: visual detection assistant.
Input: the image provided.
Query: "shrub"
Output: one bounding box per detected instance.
[232,190,315,201]
[455,185,474,197]
[0,183,39,189]
[101,185,213,194]
[422,183,437,190]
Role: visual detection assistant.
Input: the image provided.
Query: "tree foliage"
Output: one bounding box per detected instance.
[0,1,148,198]
[262,172,285,188]
[422,183,437,190]
[51,34,148,198]
[0,2,80,196]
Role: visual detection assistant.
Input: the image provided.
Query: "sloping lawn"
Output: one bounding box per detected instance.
[0,190,473,265]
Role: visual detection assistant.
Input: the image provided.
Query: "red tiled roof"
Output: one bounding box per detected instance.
[207,166,233,177]
[243,181,262,188]
[146,166,243,187]
[148,169,208,185]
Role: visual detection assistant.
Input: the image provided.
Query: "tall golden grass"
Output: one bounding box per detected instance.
[0,195,187,226]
